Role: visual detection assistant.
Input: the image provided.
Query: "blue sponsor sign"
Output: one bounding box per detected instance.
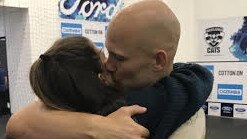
[59,0,124,22]
[61,23,82,37]
[217,84,243,100]
[95,42,104,48]
[204,65,214,75]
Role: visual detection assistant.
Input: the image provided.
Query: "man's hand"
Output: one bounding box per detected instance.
[91,105,150,139]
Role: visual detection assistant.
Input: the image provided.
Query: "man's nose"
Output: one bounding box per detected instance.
[105,58,117,72]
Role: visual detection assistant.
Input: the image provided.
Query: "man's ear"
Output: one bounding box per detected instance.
[153,50,167,71]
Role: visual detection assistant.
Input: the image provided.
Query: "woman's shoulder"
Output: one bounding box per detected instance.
[5,101,45,139]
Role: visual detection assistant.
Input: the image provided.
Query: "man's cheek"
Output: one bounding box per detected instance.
[120,71,136,81]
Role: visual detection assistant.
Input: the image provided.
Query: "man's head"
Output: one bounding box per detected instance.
[105,0,180,90]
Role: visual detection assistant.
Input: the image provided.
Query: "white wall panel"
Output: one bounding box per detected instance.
[4,8,33,113]
[0,7,5,37]
[0,0,28,8]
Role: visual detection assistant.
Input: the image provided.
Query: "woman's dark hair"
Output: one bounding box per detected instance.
[29,36,124,115]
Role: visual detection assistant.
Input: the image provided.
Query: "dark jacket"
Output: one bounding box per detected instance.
[126,63,214,139]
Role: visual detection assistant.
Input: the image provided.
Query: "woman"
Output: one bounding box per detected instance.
[29,36,125,115]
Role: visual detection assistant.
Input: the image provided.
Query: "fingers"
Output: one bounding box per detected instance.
[132,122,150,138]
[107,105,147,118]
[124,123,150,139]
[106,105,149,139]
[119,105,147,116]
[124,105,149,138]
[115,105,149,138]
[140,126,150,138]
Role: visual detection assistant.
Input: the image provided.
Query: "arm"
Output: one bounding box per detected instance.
[6,101,149,139]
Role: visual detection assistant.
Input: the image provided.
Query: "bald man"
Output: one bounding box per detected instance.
[105,0,180,89]
[6,0,213,139]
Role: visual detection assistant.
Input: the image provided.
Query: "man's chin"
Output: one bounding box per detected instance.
[121,83,146,91]
[114,82,125,91]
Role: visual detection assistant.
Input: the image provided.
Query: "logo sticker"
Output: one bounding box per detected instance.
[210,106,219,110]
[205,27,224,54]
[235,108,246,112]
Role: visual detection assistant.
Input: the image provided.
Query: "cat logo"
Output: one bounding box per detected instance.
[204,27,225,53]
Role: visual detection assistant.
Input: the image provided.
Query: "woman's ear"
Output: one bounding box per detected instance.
[153,50,167,71]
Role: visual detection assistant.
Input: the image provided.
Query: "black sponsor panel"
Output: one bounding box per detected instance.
[221,103,234,117]
[202,102,208,115]
[0,37,7,69]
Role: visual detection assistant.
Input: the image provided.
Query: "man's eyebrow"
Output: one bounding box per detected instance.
[108,51,127,60]
[108,51,119,57]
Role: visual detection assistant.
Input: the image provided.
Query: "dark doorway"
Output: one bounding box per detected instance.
[0,37,10,115]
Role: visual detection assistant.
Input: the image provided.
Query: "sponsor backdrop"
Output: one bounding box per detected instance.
[59,0,124,51]
[198,62,247,119]
[198,16,247,119]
